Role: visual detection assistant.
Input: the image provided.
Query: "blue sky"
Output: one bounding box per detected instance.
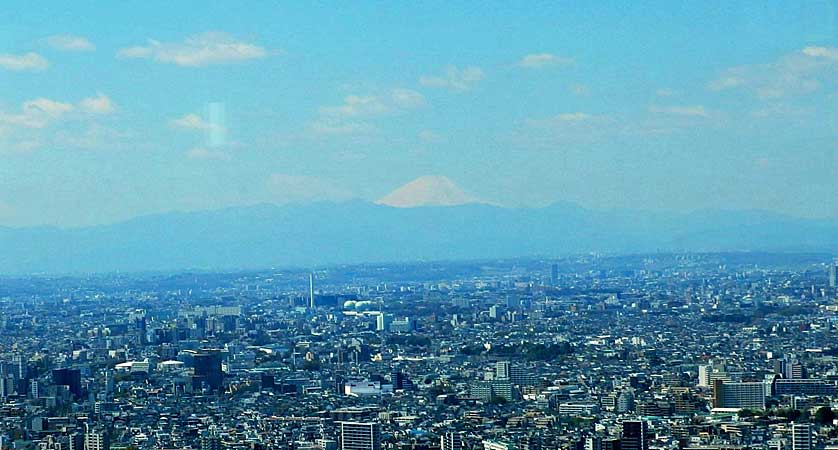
[0,1,836,226]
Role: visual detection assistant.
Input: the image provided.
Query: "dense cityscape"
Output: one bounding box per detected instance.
[1,253,837,450]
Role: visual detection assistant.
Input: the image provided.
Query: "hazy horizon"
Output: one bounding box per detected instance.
[1,2,837,227]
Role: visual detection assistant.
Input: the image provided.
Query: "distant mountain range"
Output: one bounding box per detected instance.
[1,200,837,275]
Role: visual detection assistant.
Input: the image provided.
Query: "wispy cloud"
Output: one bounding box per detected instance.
[518,53,574,69]
[186,147,231,161]
[307,119,378,136]
[319,89,425,118]
[570,84,590,96]
[0,94,117,152]
[117,32,268,67]
[420,65,484,91]
[0,52,49,71]
[44,35,95,52]
[708,46,838,99]
[170,113,214,130]
[310,88,425,136]
[655,88,676,97]
[802,46,838,59]
[78,93,115,114]
[648,105,709,118]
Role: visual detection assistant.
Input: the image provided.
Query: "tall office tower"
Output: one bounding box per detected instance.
[52,368,82,398]
[495,361,510,380]
[791,424,812,450]
[84,427,110,450]
[584,437,602,450]
[829,265,837,288]
[201,426,223,450]
[339,422,381,450]
[376,314,392,332]
[712,380,767,409]
[15,354,25,379]
[441,432,463,450]
[789,361,806,380]
[68,433,84,450]
[309,273,315,309]
[29,380,38,399]
[193,350,224,392]
[620,420,649,450]
[391,370,412,391]
[0,376,10,399]
[550,264,558,286]
[697,365,712,387]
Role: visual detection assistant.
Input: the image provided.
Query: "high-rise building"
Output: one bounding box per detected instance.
[390,370,413,391]
[30,380,38,399]
[441,432,463,450]
[68,433,84,450]
[52,368,82,398]
[829,265,837,288]
[84,427,110,450]
[389,317,415,333]
[712,380,767,409]
[496,361,510,380]
[584,437,602,450]
[376,314,392,332]
[789,362,806,380]
[193,350,224,392]
[620,420,649,450]
[201,426,223,450]
[791,424,812,450]
[309,273,316,309]
[339,422,381,450]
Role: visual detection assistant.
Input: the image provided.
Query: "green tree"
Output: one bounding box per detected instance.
[814,407,836,425]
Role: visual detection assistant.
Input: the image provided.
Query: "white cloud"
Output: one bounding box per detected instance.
[518,53,574,69]
[802,46,838,59]
[556,112,592,121]
[648,105,709,118]
[0,95,120,153]
[320,96,388,117]
[186,147,231,161]
[308,119,377,136]
[117,32,267,67]
[707,74,746,91]
[390,88,426,109]
[78,94,115,114]
[420,65,484,91]
[310,88,425,137]
[170,113,213,130]
[24,98,74,118]
[655,88,676,97]
[266,174,353,203]
[319,89,425,118]
[708,46,837,98]
[44,35,95,52]
[570,84,590,96]
[0,52,49,71]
